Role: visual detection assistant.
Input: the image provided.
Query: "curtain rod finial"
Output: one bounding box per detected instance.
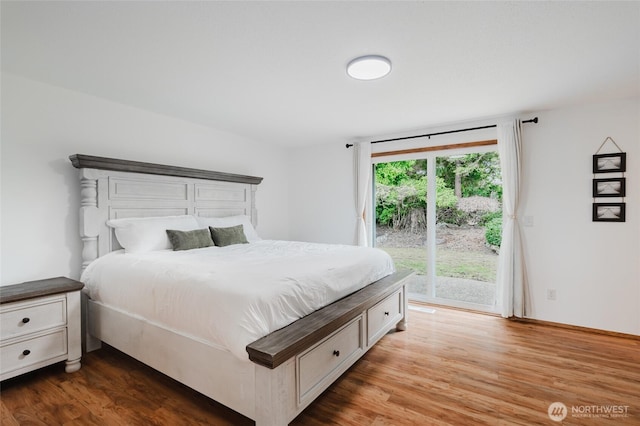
[346,143,353,148]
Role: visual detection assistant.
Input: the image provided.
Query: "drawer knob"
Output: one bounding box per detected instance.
[333,350,340,357]
[21,317,30,324]
[384,311,390,316]
[22,349,31,356]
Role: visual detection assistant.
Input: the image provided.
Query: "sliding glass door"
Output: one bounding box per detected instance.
[373,148,502,312]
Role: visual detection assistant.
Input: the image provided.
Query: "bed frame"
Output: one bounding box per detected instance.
[70,154,410,425]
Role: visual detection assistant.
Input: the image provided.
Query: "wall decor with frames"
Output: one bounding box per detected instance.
[592,137,626,222]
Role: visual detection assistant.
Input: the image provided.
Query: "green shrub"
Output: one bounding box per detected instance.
[480,210,503,226]
[375,176,458,229]
[485,217,503,247]
[437,207,469,226]
[375,158,504,231]
[376,176,458,228]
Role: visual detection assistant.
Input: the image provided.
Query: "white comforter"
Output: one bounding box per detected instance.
[81,240,394,361]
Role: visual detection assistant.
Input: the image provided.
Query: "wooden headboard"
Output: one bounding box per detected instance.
[70,154,263,272]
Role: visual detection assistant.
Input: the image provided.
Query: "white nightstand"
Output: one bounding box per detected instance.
[0,277,84,381]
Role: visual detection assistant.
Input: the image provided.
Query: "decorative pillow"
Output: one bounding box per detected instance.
[166,228,214,251]
[106,215,199,253]
[196,215,261,242]
[209,225,249,247]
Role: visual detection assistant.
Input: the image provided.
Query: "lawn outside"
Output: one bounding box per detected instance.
[376,225,499,306]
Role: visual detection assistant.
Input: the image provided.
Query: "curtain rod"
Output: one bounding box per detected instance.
[345,117,538,148]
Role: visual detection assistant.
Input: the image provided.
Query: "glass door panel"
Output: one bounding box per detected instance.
[373,160,429,300]
[374,151,502,312]
[434,153,501,308]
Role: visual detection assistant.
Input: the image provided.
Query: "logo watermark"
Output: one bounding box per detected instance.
[548,402,630,422]
[548,402,567,422]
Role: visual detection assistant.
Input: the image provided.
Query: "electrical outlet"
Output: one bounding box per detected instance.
[546,289,557,300]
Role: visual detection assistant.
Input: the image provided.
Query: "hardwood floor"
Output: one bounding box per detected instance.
[2,305,639,425]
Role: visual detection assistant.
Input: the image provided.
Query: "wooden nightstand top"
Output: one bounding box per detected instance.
[0,277,84,304]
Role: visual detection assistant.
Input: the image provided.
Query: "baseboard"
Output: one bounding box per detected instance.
[410,300,640,340]
[511,317,640,341]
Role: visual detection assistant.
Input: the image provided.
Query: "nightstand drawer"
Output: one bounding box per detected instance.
[0,295,66,340]
[1,277,83,380]
[0,329,68,376]
[297,315,364,405]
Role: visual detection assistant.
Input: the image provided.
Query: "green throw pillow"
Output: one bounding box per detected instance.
[166,228,214,251]
[208,225,248,247]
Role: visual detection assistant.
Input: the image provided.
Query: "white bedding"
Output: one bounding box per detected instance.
[82,240,395,361]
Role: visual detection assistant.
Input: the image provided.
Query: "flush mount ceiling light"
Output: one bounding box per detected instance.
[347,55,392,80]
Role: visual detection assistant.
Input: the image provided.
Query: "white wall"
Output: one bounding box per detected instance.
[520,98,639,335]
[289,98,640,335]
[1,74,290,285]
[288,142,356,244]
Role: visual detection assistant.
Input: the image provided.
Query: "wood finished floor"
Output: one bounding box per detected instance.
[1,305,639,425]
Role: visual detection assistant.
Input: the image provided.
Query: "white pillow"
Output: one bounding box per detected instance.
[107,215,200,253]
[195,215,261,242]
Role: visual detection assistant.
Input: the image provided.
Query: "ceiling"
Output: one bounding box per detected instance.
[2,1,639,147]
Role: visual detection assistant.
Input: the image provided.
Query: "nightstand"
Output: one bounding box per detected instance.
[1,277,84,381]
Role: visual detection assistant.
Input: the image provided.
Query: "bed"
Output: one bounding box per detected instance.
[70,154,411,426]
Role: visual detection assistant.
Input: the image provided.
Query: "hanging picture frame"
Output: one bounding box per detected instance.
[592,137,626,223]
[593,177,626,198]
[593,152,626,173]
[592,202,626,222]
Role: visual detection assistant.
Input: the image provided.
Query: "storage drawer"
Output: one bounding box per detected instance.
[297,315,364,405]
[1,329,68,376]
[367,290,403,345]
[0,296,66,340]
